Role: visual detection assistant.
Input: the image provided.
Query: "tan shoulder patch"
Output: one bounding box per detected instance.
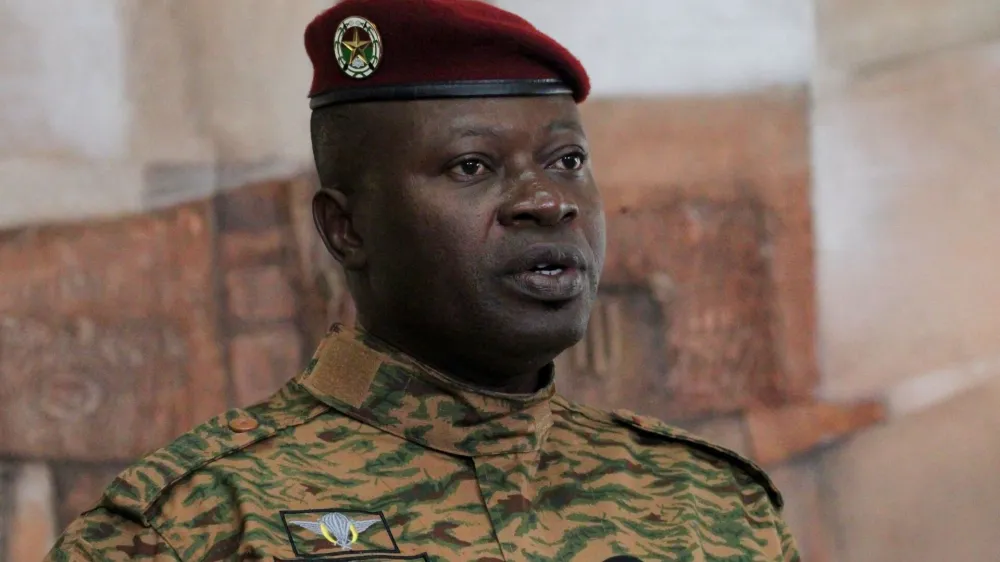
[299,331,383,408]
[102,384,329,524]
[610,408,784,510]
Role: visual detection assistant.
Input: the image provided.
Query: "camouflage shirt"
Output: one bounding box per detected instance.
[46,325,799,561]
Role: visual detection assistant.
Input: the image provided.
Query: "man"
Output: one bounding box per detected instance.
[46,1,800,560]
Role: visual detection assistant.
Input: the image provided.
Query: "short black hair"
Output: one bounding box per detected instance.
[310,104,375,196]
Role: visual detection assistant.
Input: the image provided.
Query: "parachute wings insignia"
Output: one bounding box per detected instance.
[290,512,382,550]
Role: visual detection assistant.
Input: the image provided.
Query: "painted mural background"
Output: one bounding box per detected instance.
[2,2,999,561]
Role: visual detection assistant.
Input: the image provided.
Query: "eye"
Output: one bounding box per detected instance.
[449,157,490,179]
[552,151,587,171]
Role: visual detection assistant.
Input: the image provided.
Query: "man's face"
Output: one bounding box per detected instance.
[319,95,605,380]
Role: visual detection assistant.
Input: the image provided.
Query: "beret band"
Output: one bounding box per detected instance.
[309,78,574,110]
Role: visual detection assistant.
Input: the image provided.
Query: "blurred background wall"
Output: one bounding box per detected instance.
[1,1,998,560]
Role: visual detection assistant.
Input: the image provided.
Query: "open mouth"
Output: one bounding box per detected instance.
[502,244,590,302]
[506,244,587,275]
[530,263,566,276]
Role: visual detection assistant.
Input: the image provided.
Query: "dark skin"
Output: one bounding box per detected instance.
[312,95,605,394]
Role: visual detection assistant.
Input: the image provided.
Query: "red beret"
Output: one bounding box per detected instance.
[304,0,590,109]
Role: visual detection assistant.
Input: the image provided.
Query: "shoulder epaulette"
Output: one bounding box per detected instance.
[609,408,784,510]
[100,383,329,525]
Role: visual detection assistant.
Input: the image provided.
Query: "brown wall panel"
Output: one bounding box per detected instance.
[557,194,785,419]
[0,207,227,461]
[556,91,817,416]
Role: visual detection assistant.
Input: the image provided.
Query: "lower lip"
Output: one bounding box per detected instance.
[505,268,586,302]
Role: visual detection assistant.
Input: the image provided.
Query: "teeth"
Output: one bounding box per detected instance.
[529,263,565,275]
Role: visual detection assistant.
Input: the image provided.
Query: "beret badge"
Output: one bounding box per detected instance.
[333,16,382,79]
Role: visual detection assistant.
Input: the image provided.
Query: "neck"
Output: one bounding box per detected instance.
[451,365,543,395]
[355,321,549,395]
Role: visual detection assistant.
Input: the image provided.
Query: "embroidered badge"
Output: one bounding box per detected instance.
[290,512,380,550]
[280,508,403,558]
[333,16,383,79]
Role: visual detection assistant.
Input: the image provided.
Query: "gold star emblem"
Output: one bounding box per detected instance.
[333,16,382,79]
[341,28,371,67]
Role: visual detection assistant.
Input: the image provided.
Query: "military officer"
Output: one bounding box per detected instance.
[46,1,800,560]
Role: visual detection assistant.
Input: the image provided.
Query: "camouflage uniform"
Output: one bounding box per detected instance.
[46,325,799,561]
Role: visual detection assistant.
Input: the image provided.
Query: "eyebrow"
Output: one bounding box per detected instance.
[450,125,506,140]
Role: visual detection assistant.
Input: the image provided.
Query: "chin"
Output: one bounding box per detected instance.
[499,300,593,356]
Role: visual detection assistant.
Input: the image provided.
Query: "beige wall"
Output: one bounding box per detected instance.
[0,0,327,228]
[812,0,1000,560]
[815,1,1000,403]
[496,0,815,95]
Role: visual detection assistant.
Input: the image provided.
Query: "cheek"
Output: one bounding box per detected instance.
[378,197,493,278]
[422,204,494,272]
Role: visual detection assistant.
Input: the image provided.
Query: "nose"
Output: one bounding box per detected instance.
[497,181,579,228]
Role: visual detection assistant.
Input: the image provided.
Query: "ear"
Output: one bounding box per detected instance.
[312,187,366,270]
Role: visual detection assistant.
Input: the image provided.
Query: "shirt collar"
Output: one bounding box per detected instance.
[297,324,555,457]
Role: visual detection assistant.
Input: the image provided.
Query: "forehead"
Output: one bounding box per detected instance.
[371,95,583,140]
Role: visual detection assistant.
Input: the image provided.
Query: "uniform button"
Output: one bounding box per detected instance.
[229,413,259,432]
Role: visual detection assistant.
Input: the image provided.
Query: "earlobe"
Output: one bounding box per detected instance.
[312,188,366,269]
